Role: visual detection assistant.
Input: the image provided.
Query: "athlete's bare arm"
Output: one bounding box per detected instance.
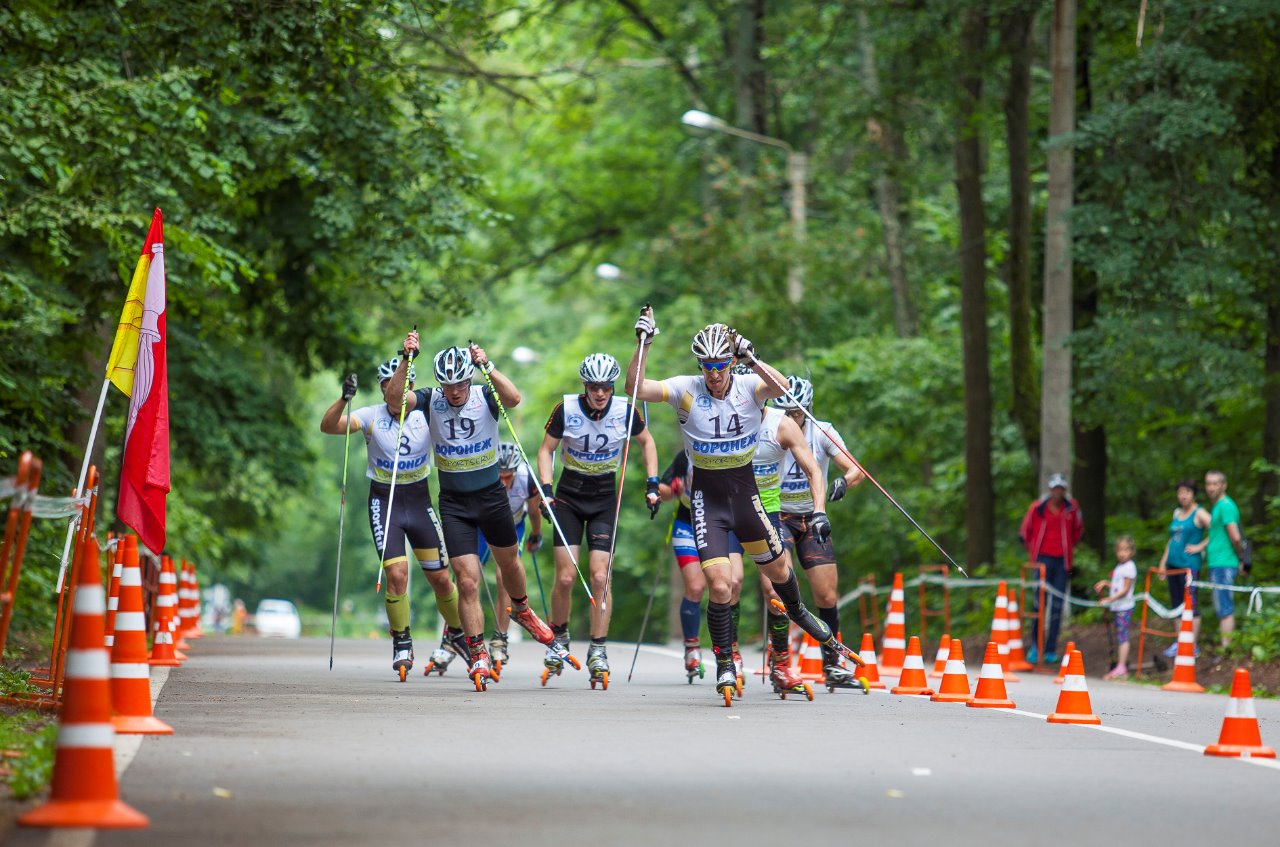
[830,441,866,487]
[471,343,521,408]
[635,426,659,479]
[319,397,362,435]
[386,330,420,413]
[778,415,827,513]
[536,432,560,489]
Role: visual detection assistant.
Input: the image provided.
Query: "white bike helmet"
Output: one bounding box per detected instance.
[579,353,621,384]
[497,443,522,471]
[773,376,813,410]
[377,357,415,385]
[433,346,475,385]
[690,323,734,360]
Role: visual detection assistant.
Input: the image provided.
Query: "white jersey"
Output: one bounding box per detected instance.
[504,463,535,520]
[351,404,432,484]
[558,394,631,476]
[661,373,767,471]
[780,418,846,514]
[752,407,787,495]
[423,385,500,482]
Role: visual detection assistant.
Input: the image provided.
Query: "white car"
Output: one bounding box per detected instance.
[253,599,302,638]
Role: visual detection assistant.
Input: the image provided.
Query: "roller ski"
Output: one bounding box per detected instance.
[539,634,582,686]
[586,643,610,690]
[469,647,497,691]
[423,626,468,676]
[732,643,746,692]
[391,628,414,682]
[714,655,740,707]
[769,598,865,669]
[683,639,705,684]
[823,653,870,695]
[768,649,814,702]
[489,632,510,675]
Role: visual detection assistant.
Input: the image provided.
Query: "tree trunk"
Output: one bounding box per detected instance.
[859,3,917,338]
[1001,2,1039,466]
[955,5,994,568]
[1040,0,1076,490]
[732,0,768,166]
[1253,141,1280,524]
[1073,273,1107,557]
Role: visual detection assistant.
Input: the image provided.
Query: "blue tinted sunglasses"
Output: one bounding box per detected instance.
[700,359,733,372]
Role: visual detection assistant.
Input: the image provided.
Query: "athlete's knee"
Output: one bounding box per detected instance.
[706,580,732,604]
[455,572,480,597]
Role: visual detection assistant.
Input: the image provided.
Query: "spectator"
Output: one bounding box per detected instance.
[1095,535,1137,679]
[230,598,247,636]
[1158,479,1210,657]
[1019,472,1084,664]
[1204,470,1246,647]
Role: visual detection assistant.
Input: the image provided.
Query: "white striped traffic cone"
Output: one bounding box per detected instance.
[112,536,173,735]
[879,572,907,674]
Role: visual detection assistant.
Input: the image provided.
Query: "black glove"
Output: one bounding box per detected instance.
[827,476,847,502]
[811,511,832,544]
[539,483,555,518]
[341,373,358,401]
[645,477,661,519]
[526,533,543,553]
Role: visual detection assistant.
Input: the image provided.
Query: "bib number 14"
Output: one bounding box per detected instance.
[710,413,743,439]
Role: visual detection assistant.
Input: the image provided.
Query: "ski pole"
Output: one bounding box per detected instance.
[472,341,595,607]
[601,330,651,613]
[329,388,355,670]
[745,349,969,579]
[529,547,549,619]
[478,546,501,626]
[627,553,664,683]
[376,326,417,592]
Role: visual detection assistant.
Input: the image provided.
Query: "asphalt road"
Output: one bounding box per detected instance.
[7,634,1279,847]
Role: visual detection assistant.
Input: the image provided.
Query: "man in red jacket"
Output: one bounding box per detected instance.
[1019,473,1083,664]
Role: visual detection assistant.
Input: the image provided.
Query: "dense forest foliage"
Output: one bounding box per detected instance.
[3,0,1278,643]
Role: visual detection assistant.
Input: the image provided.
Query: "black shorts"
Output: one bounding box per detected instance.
[552,471,616,553]
[367,479,444,569]
[779,512,837,569]
[689,465,784,568]
[438,482,518,558]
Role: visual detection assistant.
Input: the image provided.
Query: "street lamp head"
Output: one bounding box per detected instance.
[595,263,622,281]
[680,109,728,132]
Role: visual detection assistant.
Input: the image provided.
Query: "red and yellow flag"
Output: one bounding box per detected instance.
[112,209,170,552]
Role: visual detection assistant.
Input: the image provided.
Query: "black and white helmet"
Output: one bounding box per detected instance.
[433,346,475,385]
[773,376,813,410]
[579,353,621,384]
[497,442,522,471]
[690,323,734,360]
[377,357,415,385]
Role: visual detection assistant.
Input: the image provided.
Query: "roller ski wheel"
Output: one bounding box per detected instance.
[541,640,568,687]
[715,663,737,708]
[586,644,610,691]
[469,651,494,692]
[768,599,865,668]
[823,664,870,695]
[733,647,746,694]
[390,629,414,683]
[684,642,704,684]
[769,650,813,702]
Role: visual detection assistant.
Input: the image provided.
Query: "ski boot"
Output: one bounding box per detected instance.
[508,605,556,645]
[489,631,510,675]
[714,655,739,708]
[587,643,610,690]
[823,652,870,695]
[732,643,746,692]
[540,631,582,686]
[469,647,496,692]
[768,599,864,669]
[768,649,814,702]
[423,627,466,676]
[683,639,705,684]
[391,628,414,682]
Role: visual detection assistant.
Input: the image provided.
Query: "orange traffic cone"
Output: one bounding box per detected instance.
[798,633,824,680]
[17,537,149,829]
[1163,587,1204,693]
[111,537,173,735]
[104,539,124,649]
[1053,641,1075,684]
[929,634,950,679]
[856,633,886,690]
[183,560,205,638]
[930,637,972,703]
[879,572,907,674]
[148,557,182,667]
[1007,591,1033,671]
[891,636,934,696]
[968,641,1016,709]
[1047,649,1101,724]
[988,582,1019,681]
[1204,669,1275,758]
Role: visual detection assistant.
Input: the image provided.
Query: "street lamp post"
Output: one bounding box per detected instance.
[680,109,807,304]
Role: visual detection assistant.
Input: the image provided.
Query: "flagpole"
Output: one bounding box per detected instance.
[56,377,111,592]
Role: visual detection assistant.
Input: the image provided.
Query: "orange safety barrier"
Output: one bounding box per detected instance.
[917,563,951,645]
[855,573,879,638]
[1018,561,1047,672]
[1135,566,1190,679]
[0,451,43,657]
